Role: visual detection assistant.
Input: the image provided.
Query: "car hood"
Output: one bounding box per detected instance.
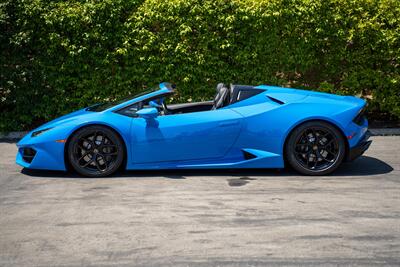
[34,108,94,131]
[18,107,102,146]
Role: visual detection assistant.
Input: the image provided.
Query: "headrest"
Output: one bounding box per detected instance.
[216,83,225,93]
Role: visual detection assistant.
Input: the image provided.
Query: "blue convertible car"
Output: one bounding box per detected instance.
[16,82,371,177]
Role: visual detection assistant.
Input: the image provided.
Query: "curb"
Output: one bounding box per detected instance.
[0,132,29,142]
[369,128,400,136]
[1,128,400,142]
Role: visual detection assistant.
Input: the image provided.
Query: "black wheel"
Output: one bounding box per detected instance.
[67,126,124,177]
[285,121,345,175]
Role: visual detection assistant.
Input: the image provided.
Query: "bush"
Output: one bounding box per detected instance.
[1,0,399,131]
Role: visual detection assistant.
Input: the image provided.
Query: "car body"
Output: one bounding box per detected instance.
[16,82,371,176]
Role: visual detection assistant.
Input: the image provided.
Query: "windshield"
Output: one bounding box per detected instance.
[86,88,158,112]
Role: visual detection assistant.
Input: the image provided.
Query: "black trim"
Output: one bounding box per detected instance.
[346,131,372,161]
[167,101,214,114]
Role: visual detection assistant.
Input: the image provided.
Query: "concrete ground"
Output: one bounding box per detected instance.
[0,136,399,267]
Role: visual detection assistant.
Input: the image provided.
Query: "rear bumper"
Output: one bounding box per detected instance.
[346,130,372,161]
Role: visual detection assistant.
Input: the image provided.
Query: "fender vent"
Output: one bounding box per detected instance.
[267,95,285,105]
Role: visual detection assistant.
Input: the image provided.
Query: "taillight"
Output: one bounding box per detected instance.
[353,107,366,126]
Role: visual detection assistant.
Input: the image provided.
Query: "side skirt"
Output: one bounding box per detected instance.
[126,148,284,170]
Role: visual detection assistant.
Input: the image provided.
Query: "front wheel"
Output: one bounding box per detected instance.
[67,126,124,177]
[285,121,346,175]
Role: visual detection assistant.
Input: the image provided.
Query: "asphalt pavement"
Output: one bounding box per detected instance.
[0,136,399,266]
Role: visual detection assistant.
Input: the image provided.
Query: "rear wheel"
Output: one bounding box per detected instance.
[285,121,345,175]
[67,126,124,177]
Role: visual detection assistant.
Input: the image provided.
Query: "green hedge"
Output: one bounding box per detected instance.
[1,0,399,131]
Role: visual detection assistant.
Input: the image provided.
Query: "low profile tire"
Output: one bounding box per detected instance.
[67,126,124,177]
[285,121,346,175]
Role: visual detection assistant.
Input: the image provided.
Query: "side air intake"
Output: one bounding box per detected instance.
[242,150,257,160]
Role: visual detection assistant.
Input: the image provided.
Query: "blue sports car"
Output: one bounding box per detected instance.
[16,82,371,177]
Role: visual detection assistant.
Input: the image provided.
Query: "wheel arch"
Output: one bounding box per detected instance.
[282,119,349,163]
[63,123,128,171]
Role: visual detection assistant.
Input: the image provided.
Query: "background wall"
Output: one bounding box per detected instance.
[1,0,399,131]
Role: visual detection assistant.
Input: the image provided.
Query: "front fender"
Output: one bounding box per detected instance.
[16,111,132,171]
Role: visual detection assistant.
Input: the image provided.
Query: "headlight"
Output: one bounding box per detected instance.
[31,127,53,137]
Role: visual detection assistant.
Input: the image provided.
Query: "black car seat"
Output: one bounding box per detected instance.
[212,83,230,110]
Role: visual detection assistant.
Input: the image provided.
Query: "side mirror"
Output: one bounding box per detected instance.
[136,107,158,120]
[149,100,162,108]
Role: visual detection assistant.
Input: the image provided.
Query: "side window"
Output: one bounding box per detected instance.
[118,102,142,117]
[116,98,162,117]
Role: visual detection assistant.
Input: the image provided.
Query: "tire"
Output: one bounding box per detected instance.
[67,125,124,177]
[285,121,346,175]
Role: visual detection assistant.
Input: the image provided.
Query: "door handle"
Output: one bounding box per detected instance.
[219,121,239,127]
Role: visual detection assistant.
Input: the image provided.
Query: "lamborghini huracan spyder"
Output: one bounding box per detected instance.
[16,82,371,177]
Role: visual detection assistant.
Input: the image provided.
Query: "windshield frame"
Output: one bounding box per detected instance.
[86,88,158,112]
[86,82,175,112]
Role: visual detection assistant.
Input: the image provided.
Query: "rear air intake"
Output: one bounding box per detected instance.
[267,95,285,105]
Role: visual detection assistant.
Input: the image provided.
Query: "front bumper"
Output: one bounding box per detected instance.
[346,130,372,161]
[16,133,67,171]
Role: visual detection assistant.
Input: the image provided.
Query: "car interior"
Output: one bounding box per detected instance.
[118,83,264,117]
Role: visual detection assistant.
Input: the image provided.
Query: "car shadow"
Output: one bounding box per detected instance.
[333,156,394,176]
[21,155,393,179]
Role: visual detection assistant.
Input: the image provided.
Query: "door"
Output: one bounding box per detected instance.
[130,109,243,163]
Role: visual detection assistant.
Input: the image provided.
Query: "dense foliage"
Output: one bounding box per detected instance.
[1,0,399,131]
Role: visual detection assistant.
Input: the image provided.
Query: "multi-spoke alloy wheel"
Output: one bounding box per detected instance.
[285,121,345,175]
[68,126,124,177]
